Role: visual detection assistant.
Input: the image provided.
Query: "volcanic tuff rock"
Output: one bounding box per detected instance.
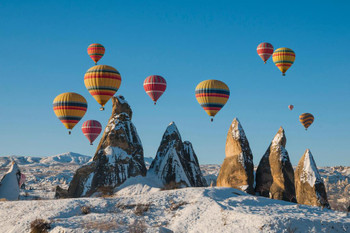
[148,122,207,188]
[295,149,330,208]
[216,118,254,194]
[56,96,147,198]
[255,127,296,202]
[0,162,21,200]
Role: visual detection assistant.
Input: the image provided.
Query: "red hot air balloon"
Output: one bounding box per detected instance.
[257,42,274,64]
[87,43,105,65]
[288,105,294,110]
[82,120,102,145]
[143,75,167,105]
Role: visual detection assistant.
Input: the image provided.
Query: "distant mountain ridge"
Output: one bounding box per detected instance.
[0,152,91,167]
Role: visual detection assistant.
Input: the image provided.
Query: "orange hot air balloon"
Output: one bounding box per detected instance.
[87,43,105,65]
[257,42,274,64]
[288,105,294,110]
[299,113,314,130]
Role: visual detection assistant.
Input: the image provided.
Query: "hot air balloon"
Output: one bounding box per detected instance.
[195,80,230,122]
[299,113,314,130]
[257,42,274,64]
[143,75,167,105]
[288,105,294,110]
[272,48,295,76]
[87,43,105,65]
[53,92,87,134]
[82,120,102,145]
[84,65,122,110]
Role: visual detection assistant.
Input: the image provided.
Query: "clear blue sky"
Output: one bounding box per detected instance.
[0,1,349,166]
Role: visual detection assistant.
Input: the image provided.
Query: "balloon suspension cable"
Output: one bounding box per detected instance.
[69,131,71,135]
[100,106,105,111]
[211,118,213,122]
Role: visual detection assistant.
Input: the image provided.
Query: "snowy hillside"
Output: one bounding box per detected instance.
[0,153,91,200]
[0,152,91,167]
[0,185,349,233]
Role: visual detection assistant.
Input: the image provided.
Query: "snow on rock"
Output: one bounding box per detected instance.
[0,187,349,233]
[295,149,330,208]
[217,118,254,194]
[0,162,21,200]
[56,96,147,198]
[255,127,296,202]
[148,122,207,188]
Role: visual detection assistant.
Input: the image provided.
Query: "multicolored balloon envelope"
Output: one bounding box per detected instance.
[143,75,167,105]
[84,65,122,110]
[257,42,274,64]
[82,120,102,145]
[53,92,87,134]
[288,105,294,110]
[299,113,314,130]
[272,47,295,76]
[195,80,230,122]
[87,43,105,65]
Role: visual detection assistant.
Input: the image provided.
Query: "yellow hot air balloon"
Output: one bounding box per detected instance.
[195,80,230,122]
[53,92,87,134]
[272,48,295,76]
[84,65,122,110]
[299,113,314,130]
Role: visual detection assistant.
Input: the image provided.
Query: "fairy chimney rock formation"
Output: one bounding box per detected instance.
[148,122,207,188]
[0,162,21,201]
[56,96,147,198]
[216,118,254,194]
[255,127,296,202]
[295,149,330,208]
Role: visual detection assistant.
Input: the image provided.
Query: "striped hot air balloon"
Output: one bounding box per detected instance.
[257,42,274,64]
[288,105,294,110]
[195,80,230,122]
[87,43,105,65]
[53,92,87,134]
[299,113,314,130]
[143,75,167,105]
[82,120,102,145]
[84,65,122,110]
[272,48,295,76]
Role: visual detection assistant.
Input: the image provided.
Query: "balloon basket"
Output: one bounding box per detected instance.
[100,107,105,111]
[282,73,286,76]
[211,118,213,122]
[154,102,156,105]
[90,143,93,145]
[69,131,71,135]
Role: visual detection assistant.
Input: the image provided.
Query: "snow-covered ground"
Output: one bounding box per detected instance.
[0,153,349,232]
[1,185,349,233]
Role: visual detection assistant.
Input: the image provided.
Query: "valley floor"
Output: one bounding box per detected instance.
[0,185,349,233]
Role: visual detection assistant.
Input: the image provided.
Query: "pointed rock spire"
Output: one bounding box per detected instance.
[148,122,206,188]
[57,96,147,198]
[0,161,21,200]
[295,149,330,208]
[216,118,254,194]
[255,127,296,202]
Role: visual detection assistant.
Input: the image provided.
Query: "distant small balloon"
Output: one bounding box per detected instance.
[288,105,294,110]
[257,42,274,64]
[272,48,295,76]
[87,43,105,65]
[299,113,314,130]
[143,75,167,105]
[82,120,102,145]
